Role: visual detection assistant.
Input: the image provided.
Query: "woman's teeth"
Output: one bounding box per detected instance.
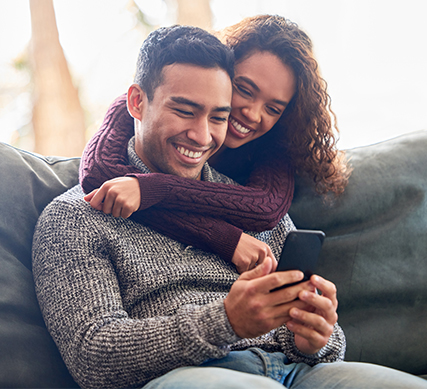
[230,118,251,134]
[176,146,203,159]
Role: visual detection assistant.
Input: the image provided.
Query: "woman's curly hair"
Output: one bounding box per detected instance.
[218,15,351,195]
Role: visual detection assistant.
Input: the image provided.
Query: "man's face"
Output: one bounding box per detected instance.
[134,64,232,180]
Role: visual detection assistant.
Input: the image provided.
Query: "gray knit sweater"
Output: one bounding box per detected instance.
[32,139,345,389]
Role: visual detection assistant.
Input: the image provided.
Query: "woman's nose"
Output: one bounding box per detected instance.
[241,103,262,124]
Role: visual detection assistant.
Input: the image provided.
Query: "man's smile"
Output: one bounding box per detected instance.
[175,145,204,159]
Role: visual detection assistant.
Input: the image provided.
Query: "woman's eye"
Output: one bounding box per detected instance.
[235,84,251,97]
[267,106,282,116]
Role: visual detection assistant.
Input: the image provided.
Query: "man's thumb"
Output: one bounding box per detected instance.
[239,256,274,280]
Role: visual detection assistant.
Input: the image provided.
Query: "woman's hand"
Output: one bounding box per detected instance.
[286,275,339,355]
[84,177,140,218]
[232,233,277,274]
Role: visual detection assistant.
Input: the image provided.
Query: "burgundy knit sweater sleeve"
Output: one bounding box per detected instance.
[79,94,139,193]
[79,94,295,261]
[128,158,294,232]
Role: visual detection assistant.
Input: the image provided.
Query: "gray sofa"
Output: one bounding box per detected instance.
[1,130,426,388]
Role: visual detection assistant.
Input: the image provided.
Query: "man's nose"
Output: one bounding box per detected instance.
[186,117,213,147]
[241,103,262,124]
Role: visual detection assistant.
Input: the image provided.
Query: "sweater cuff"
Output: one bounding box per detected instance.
[125,173,170,211]
[278,323,346,366]
[208,224,243,263]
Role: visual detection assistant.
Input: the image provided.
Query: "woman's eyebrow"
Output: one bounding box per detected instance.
[236,75,260,92]
[236,76,289,107]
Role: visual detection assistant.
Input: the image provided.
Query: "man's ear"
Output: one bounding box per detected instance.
[127,84,146,121]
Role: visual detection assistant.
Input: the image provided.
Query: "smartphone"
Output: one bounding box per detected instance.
[273,229,325,290]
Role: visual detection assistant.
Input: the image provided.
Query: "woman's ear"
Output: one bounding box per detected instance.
[127,84,146,121]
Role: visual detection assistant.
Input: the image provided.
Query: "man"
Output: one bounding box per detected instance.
[32,25,427,389]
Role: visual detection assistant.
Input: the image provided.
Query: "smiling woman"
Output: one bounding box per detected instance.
[223,51,296,149]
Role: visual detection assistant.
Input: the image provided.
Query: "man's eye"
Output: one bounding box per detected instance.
[212,116,228,122]
[176,109,193,116]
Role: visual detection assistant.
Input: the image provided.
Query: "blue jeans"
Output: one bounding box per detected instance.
[143,348,427,388]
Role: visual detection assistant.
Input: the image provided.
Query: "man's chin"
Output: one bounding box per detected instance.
[164,164,203,180]
[175,169,202,180]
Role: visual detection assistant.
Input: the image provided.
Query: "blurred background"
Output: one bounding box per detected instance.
[0,0,426,156]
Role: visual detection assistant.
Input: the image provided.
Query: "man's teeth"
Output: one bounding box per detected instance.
[176,146,203,159]
[230,118,250,134]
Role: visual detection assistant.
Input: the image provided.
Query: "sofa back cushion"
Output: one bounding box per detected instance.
[0,142,80,388]
[289,130,427,375]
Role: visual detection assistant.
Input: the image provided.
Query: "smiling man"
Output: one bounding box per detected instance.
[130,63,232,180]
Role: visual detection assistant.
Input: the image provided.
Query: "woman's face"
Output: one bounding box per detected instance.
[224,51,296,149]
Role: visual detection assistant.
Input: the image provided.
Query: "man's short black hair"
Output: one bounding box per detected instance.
[134,25,235,100]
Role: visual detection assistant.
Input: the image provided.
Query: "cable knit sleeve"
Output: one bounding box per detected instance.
[128,158,294,232]
[79,94,139,194]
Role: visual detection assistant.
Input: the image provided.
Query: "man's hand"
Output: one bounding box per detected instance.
[224,257,315,339]
[84,177,141,219]
[286,275,338,355]
[232,233,276,274]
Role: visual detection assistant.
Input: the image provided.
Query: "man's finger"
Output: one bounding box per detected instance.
[309,275,338,309]
[239,256,274,281]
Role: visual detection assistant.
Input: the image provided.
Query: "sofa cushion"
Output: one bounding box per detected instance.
[289,129,427,376]
[0,142,80,388]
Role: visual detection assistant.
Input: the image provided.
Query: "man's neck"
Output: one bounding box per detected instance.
[127,137,151,174]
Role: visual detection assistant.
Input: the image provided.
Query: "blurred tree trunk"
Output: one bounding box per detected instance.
[175,0,212,30]
[29,0,86,157]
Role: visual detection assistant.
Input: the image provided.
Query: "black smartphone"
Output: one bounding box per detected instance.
[273,229,325,290]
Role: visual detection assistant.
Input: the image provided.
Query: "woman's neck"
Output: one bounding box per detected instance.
[208,144,227,168]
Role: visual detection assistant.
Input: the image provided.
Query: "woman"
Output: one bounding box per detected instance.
[81,15,350,273]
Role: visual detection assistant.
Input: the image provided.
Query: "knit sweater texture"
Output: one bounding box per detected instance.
[33,140,345,389]
[79,94,295,262]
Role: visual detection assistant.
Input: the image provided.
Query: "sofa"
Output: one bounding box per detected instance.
[1,129,426,388]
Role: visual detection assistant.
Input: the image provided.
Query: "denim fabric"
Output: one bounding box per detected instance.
[143,348,427,388]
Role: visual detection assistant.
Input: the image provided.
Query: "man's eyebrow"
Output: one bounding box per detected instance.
[214,105,232,113]
[170,96,231,113]
[236,76,290,107]
[170,96,204,110]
